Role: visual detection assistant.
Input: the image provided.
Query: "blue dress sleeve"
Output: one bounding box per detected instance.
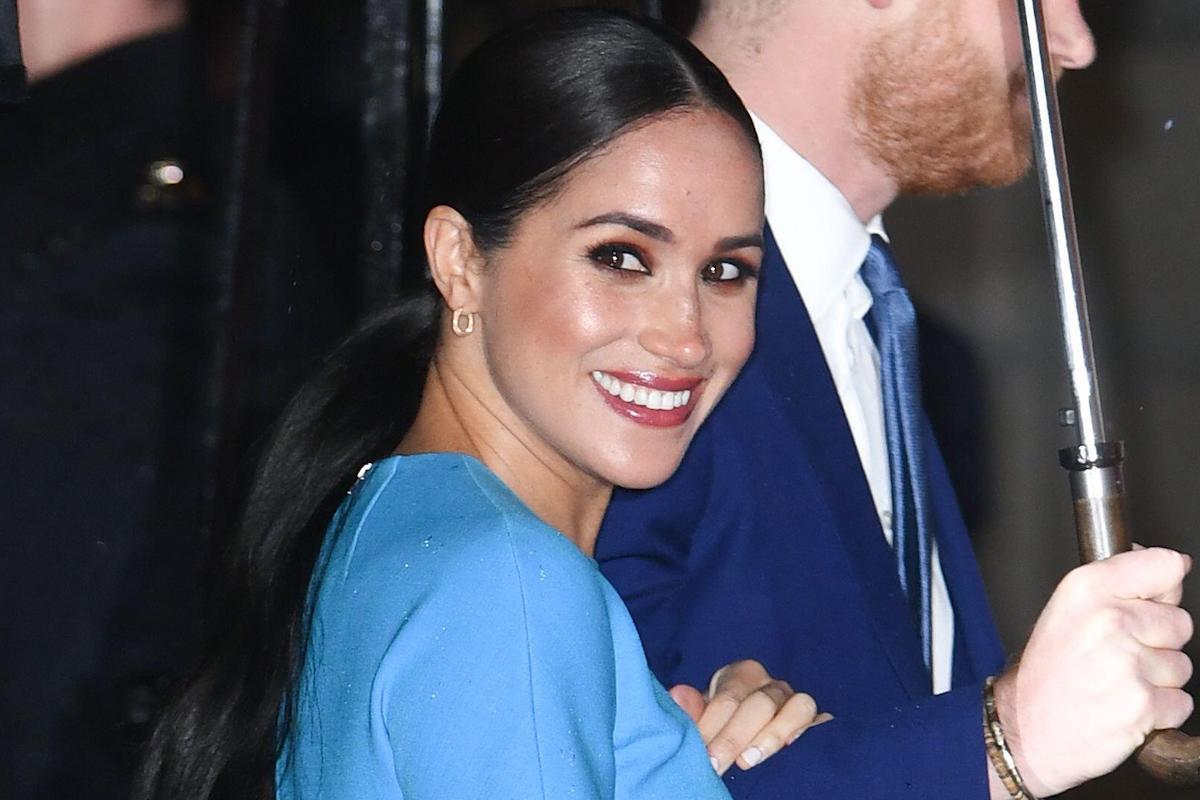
[376,508,621,798]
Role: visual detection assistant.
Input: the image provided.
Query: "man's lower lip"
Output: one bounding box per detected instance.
[594,383,695,427]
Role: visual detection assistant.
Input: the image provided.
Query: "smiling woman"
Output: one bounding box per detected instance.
[417,107,763,502]
[134,8,822,800]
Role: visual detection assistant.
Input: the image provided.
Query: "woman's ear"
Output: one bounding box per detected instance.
[424,205,486,312]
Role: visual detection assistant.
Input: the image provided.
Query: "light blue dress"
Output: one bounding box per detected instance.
[276,453,731,799]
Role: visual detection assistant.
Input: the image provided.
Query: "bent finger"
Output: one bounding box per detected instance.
[1140,648,1194,690]
[706,681,793,774]
[706,660,770,699]
[1099,549,1191,603]
[669,684,707,724]
[1151,686,1196,732]
[1126,600,1194,650]
[736,693,822,771]
[698,661,775,743]
[697,689,747,746]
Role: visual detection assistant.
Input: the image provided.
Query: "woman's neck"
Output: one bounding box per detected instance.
[398,360,612,556]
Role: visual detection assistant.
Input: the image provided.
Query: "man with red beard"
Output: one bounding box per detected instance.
[598,1,1195,797]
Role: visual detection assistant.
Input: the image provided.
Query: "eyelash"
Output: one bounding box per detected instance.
[586,243,759,285]
[703,259,760,284]
[588,244,650,275]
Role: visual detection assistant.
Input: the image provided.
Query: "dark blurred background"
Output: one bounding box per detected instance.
[0,1,1196,798]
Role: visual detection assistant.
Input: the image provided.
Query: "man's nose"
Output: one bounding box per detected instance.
[1047,0,1096,71]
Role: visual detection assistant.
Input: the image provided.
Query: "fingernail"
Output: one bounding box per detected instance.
[741,746,763,767]
[710,755,721,772]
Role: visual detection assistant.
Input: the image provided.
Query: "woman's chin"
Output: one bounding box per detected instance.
[605,456,686,492]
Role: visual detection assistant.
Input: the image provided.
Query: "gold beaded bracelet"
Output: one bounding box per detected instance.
[983,676,1040,800]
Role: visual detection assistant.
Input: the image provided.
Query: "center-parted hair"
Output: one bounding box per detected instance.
[427,9,757,252]
[134,9,759,800]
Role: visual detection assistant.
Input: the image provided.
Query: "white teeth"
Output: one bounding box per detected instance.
[591,372,694,411]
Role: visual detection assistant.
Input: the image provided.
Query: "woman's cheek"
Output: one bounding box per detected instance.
[566,281,632,342]
[711,294,757,372]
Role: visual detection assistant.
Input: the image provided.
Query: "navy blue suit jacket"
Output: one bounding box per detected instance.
[597,227,1007,797]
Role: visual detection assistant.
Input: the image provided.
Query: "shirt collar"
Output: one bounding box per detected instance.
[751,113,883,320]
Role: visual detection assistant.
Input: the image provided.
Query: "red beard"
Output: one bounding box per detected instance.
[851,2,1034,196]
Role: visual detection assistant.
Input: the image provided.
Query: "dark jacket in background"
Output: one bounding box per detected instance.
[0,30,347,800]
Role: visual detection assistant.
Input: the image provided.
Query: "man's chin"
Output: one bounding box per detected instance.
[999,118,1036,185]
[978,140,1034,189]
[897,141,1031,195]
[958,122,1035,192]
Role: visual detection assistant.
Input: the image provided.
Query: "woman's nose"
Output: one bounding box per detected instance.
[636,293,710,370]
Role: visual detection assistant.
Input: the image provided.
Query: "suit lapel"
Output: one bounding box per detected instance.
[754,225,931,696]
[922,422,1006,683]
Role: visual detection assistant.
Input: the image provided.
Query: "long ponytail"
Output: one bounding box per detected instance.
[134,295,437,799]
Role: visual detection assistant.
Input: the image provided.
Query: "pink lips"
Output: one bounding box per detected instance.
[593,370,703,428]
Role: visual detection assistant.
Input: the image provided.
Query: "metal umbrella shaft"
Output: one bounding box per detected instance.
[1018,0,1128,564]
[1016,0,1200,785]
[1019,0,1103,450]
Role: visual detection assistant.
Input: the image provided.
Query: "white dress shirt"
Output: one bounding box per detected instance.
[752,114,956,694]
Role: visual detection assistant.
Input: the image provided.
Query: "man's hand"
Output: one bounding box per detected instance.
[670,659,830,775]
[993,547,1194,797]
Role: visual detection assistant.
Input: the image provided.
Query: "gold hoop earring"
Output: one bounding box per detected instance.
[451,307,475,336]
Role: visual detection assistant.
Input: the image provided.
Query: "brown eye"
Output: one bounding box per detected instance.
[701,261,743,282]
[589,245,649,274]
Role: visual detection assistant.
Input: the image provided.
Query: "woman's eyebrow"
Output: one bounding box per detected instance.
[576,214,765,253]
[716,233,765,251]
[575,212,674,242]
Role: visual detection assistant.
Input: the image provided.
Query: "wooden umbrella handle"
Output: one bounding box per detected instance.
[1137,731,1200,787]
[1065,448,1200,786]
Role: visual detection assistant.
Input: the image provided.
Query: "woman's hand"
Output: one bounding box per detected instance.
[669,659,831,775]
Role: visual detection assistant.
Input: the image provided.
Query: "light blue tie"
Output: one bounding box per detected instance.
[861,235,934,678]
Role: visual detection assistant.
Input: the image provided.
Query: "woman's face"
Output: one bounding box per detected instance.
[474,109,764,490]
